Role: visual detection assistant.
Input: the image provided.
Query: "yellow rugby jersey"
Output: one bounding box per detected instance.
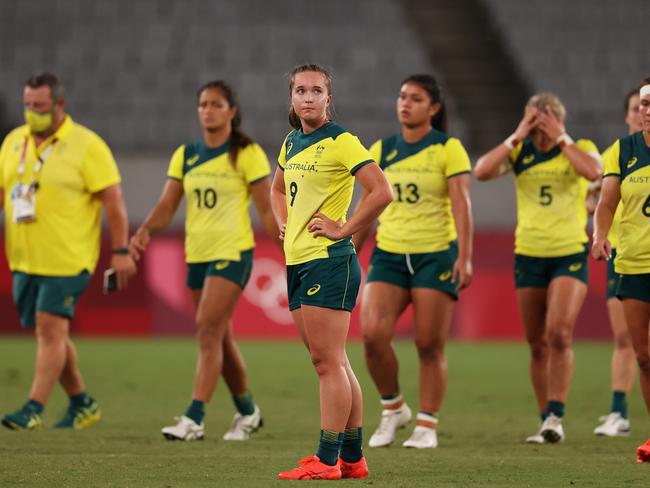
[602,132,650,274]
[509,138,597,257]
[0,116,121,276]
[369,130,471,254]
[278,122,373,265]
[601,144,624,249]
[608,204,623,249]
[168,140,270,263]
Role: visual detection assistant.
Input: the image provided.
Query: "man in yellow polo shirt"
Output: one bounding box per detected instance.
[0,73,136,430]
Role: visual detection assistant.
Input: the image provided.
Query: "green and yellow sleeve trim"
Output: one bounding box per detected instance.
[447,170,471,179]
[350,159,373,175]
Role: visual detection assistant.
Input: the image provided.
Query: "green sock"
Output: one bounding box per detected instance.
[26,399,44,414]
[316,430,343,466]
[184,399,205,424]
[70,392,90,407]
[340,427,363,463]
[611,391,628,418]
[232,391,255,416]
[546,401,565,418]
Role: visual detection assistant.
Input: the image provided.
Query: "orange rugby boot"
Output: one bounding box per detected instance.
[339,457,369,479]
[278,455,342,480]
[636,438,650,463]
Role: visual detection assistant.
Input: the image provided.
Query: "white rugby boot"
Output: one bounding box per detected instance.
[594,412,630,437]
[223,405,263,440]
[161,415,205,441]
[368,403,412,448]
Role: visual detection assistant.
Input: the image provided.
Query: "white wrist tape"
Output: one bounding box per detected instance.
[504,134,519,150]
[556,133,575,148]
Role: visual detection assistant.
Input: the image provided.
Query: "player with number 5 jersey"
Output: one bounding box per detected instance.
[130,80,280,443]
[475,92,601,444]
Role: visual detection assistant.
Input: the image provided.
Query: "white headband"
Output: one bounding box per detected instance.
[640,84,650,98]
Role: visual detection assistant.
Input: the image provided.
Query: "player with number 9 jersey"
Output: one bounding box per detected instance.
[273,64,392,481]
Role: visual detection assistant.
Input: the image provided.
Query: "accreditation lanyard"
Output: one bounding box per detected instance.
[17,136,57,189]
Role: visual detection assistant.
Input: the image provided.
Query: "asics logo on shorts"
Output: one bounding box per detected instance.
[522,154,535,165]
[215,261,230,271]
[307,284,321,296]
[186,154,200,166]
[568,262,583,272]
[63,296,74,308]
[386,149,398,162]
[438,270,452,281]
[627,157,638,168]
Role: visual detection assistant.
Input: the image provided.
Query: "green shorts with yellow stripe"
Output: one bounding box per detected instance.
[616,272,650,303]
[12,271,91,328]
[366,242,459,300]
[607,248,621,299]
[286,241,361,312]
[514,244,589,289]
[187,249,253,290]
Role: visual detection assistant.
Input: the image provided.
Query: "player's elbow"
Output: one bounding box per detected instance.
[473,159,492,181]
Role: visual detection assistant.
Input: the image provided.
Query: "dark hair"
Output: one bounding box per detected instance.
[196,80,252,167]
[400,74,447,132]
[25,72,64,103]
[287,64,334,130]
[624,87,639,113]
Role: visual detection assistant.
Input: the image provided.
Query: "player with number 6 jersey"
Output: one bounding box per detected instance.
[593,77,650,463]
[475,92,601,445]
[130,80,280,443]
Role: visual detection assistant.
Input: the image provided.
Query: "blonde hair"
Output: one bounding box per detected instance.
[526,93,566,122]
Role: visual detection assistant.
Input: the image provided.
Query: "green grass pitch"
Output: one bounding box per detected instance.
[0,338,648,487]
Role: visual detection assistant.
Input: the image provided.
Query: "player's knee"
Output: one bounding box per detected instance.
[613,332,633,351]
[528,339,548,360]
[362,330,391,358]
[309,352,339,377]
[636,355,650,375]
[196,321,224,346]
[547,327,572,351]
[414,339,444,364]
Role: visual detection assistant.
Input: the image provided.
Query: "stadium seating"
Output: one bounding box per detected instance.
[0,0,447,153]
[483,0,650,148]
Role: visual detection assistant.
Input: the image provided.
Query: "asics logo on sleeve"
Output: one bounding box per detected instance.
[186,155,200,166]
[627,157,638,168]
[307,284,321,296]
[386,149,398,162]
[568,262,583,272]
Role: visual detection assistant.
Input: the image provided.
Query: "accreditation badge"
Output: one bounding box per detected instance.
[10,182,37,223]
